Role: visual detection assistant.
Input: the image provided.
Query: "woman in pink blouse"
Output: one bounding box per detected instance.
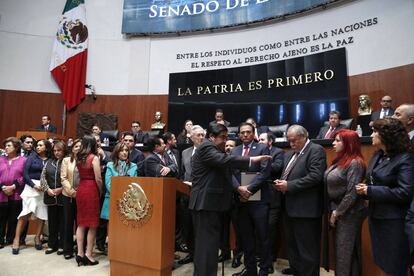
[0,137,26,249]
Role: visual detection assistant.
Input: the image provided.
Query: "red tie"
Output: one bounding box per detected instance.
[242,145,249,156]
[325,127,333,139]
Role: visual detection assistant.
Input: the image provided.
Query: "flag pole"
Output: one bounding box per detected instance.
[62,103,67,136]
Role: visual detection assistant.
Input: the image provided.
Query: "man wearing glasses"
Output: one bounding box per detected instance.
[131,121,148,144]
[370,95,394,126]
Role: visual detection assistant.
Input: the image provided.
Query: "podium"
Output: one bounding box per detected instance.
[16,130,66,141]
[108,177,188,276]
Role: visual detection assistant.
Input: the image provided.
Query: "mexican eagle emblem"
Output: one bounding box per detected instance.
[56,16,88,50]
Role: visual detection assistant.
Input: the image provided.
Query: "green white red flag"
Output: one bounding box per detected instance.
[50,0,88,110]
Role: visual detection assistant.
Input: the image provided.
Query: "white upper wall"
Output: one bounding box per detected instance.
[0,0,413,95]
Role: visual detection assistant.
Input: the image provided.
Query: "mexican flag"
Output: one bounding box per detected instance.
[50,0,88,111]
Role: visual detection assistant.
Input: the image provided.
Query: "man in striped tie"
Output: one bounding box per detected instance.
[274,125,326,276]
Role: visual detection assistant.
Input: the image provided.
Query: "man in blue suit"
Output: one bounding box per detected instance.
[231,122,272,276]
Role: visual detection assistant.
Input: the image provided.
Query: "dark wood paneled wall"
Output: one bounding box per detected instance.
[1,63,413,141]
[0,92,168,140]
[349,63,414,118]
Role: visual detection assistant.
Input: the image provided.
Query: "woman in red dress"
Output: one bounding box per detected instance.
[75,135,102,266]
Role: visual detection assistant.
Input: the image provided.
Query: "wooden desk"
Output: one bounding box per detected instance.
[16,130,66,141]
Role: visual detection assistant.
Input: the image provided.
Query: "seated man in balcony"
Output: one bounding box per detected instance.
[316,111,346,139]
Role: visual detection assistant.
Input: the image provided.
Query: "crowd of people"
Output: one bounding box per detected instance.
[0,102,413,276]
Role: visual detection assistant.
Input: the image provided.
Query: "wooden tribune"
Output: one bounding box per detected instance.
[16,130,66,141]
[108,176,188,276]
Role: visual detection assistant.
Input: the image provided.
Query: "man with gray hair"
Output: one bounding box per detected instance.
[393,103,414,142]
[181,125,206,182]
[274,125,326,276]
[177,125,206,265]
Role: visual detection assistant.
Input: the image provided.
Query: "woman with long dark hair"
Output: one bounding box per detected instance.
[325,129,366,276]
[0,137,26,250]
[60,138,81,259]
[12,139,51,254]
[356,118,414,275]
[75,135,102,266]
[41,141,67,255]
[100,142,137,221]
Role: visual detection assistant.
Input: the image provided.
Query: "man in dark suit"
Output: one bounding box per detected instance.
[393,103,414,142]
[144,136,178,177]
[231,123,272,276]
[316,111,347,139]
[189,123,270,276]
[163,132,180,177]
[274,125,326,276]
[208,108,231,129]
[122,132,145,175]
[131,120,149,144]
[370,95,394,126]
[258,132,284,273]
[36,115,57,133]
[19,135,34,157]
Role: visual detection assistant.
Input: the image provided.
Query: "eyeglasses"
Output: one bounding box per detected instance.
[381,100,392,103]
[123,139,134,142]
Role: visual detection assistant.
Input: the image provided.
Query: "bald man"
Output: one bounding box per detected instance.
[370,95,394,125]
[393,103,414,142]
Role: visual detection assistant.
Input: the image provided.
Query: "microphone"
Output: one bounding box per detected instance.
[85,84,97,101]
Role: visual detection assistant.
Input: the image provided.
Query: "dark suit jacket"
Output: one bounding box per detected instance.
[270,146,284,208]
[130,148,145,176]
[316,124,346,139]
[370,108,395,121]
[366,151,414,219]
[143,152,178,177]
[230,142,271,203]
[284,141,326,218]
[166,148,180,175]
[36,124,57,134]
[270,146,284,179]
[189,140,249,212]
[134,131,149,144]
[208,120,230,129]
[406,196,414,257]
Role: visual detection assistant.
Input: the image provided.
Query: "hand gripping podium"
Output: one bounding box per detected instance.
[108,176,189,276]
